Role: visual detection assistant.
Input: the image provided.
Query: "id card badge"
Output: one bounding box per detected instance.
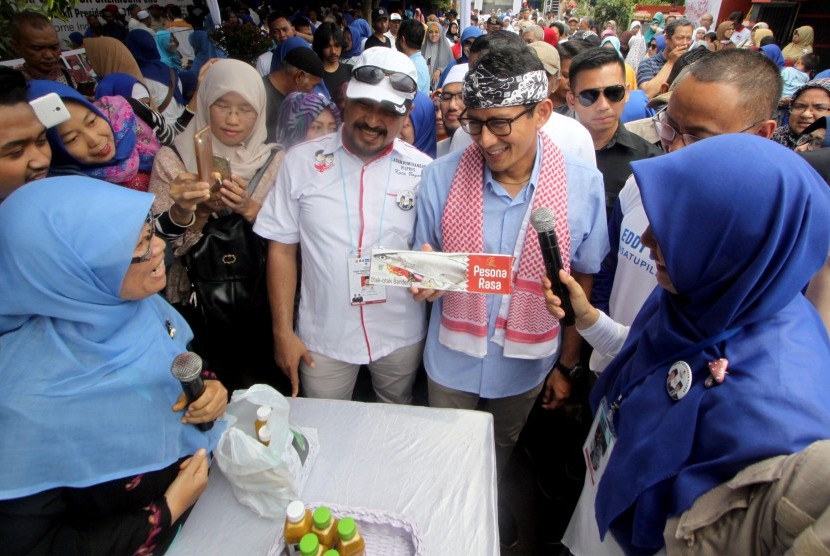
[583,397,617,486]
[348,256,387,305]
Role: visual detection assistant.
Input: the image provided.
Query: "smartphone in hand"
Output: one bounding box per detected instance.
[194,126,214,184]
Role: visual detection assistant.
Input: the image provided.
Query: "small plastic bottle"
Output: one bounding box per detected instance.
[335,517,365,556]
[255,405,272,434]
[258,424,271,446]
[284,500,313,556]
[323,550,340,556]
[311,506,338,548]
[298,533,324,556]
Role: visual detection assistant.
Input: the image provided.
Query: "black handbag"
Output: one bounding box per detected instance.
[183,148,280,325]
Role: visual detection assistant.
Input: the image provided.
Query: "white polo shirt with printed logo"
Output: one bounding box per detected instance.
[254,132,432,364]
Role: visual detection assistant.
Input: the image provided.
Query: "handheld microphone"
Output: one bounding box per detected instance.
[171,352,214,431]
[530,206,575,327]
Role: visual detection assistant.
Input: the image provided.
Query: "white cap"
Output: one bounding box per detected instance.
[390,12,402,21]
[346,47,418,115]
[286,500,306,523]
[256,405,272,421]
[137,10,150,19]
[444,63,469,87]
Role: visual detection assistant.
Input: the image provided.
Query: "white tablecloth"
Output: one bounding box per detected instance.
[167,398,499,555]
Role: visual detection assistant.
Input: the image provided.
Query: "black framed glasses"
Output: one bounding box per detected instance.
[652,110,702,148]
[438,91,463,102]
[575,85,626,107]
[130,212,155,264]
[352,65,417,94]
[459,105,536,137]
[653,109,769,149]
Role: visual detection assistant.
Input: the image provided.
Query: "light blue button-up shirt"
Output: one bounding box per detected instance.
[414,138,609,398]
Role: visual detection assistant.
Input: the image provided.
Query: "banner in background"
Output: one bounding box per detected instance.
[685,0,724,27]
[28,0,190,48]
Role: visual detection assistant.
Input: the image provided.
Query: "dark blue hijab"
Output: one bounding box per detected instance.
[28,80,155,175]
[591,134,830,553]
[761,43,786,69]
[95,72,148,101]
[408,91,436,158]
[126,29,185,105]
[189,29,224,75]
[345,19,371,58]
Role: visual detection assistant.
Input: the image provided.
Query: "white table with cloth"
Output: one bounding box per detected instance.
[167,397,499,555]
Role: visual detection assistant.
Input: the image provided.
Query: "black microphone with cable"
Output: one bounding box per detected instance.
[530,206,575,327]
[171,351,214,431]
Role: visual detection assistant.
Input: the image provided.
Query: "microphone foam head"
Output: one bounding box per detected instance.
[171,351,203,381]
[530,206,556,233]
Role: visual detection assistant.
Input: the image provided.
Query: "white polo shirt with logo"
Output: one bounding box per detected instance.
[254,132,432,364]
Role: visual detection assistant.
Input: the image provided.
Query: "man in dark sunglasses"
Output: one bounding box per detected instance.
[567,48,661,215]
[255,46,432,405]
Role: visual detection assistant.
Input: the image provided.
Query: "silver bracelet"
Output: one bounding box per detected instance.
[169,209,196,228]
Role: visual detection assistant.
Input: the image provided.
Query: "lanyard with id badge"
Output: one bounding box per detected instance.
[339,151,395,306]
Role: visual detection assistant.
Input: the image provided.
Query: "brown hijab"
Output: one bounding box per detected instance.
[84,37,145,85]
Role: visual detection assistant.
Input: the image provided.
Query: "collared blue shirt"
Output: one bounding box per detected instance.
[409,52,431,95]
[636,52,666,86]
[414,137,609,398]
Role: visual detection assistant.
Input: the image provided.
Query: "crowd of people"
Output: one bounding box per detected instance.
[1,1,830,554]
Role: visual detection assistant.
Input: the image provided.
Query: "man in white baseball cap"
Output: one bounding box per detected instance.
[388,12,402,47]
[345,46,417,116]
[255,46,432,403]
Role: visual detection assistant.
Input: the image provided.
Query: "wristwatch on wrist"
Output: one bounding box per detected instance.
[556,361,585,381]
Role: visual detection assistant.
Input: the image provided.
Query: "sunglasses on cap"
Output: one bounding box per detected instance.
[575,85,626,107]
[352,65,417,94]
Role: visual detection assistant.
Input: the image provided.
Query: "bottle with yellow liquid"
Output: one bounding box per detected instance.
[254,405,271,434]
[323,550,340,556]
[335,517,365,556]
[298,533,324,556]
[284,500,313,556]
[311,506,338,548]
[258,425,271,446]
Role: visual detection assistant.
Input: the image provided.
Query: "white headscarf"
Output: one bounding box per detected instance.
[173,59,275,180]
[690,26,709,50]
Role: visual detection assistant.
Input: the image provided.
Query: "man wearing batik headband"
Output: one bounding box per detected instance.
[412,47,608,478]
[255,47,432,403]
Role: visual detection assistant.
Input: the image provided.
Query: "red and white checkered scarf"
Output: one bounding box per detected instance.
[439,132,570,359]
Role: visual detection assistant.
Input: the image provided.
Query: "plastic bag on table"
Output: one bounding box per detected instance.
[214,384,316,518]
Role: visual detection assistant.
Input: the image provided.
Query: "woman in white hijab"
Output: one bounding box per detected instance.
[690,26,709,49]
[624,21,647,72]
[149,58,285,391]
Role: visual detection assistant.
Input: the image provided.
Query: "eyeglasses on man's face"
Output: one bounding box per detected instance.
[459,105,536,137]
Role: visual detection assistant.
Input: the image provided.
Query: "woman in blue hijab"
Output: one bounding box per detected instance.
[546,134,830,554]
[761,43,786,69]
[155,29,184,70]
[0,177,227,554]
[28,80,160,191]
[399,91,436,158]
[189,29,225,76]
[344,19,371,59]
[126,29,187,124]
